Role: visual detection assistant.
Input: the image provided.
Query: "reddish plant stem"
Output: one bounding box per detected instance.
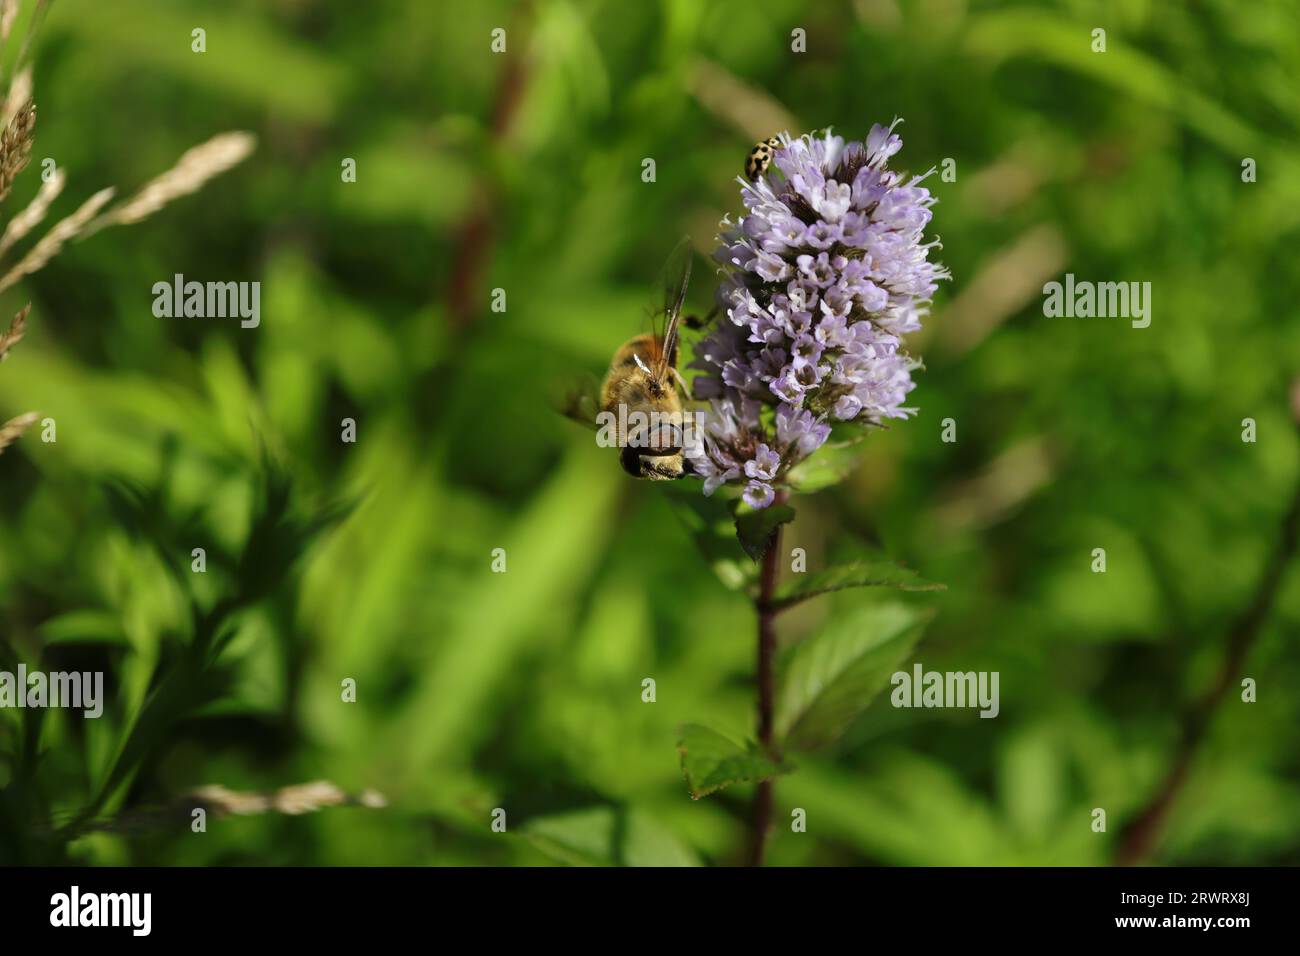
[747,491,786,866]
[756,538,781,750]
[445,6,529,330]
[1115,464,1300,865]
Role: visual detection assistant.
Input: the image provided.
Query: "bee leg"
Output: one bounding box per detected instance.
[678,457,697,478]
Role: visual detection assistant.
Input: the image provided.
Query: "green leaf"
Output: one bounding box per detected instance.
[965,10,1259,154]
[784,440,863,493]
[59,0,345,123]
[676,723,793,799]
[399,442,623,773]
[733,502,795,562]
[777,602,932,752]
[521,806,700,867]
[39,610,129,647]
[779,754,1016,866]
[770,558,945,611]
[663,486,755,590]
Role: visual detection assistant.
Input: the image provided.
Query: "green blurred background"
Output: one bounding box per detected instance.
[2,0,1299,865]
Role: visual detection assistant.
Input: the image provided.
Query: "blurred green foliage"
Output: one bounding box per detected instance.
[2,0,1299,866]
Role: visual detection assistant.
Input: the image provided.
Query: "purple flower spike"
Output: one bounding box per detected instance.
[689,121,948,507]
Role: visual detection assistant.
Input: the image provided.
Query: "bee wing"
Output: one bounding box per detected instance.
[554,373,603,432]
[655,236,693,384]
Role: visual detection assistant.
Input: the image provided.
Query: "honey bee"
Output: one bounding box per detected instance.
[745,135,782,182]
[559,238,704,480]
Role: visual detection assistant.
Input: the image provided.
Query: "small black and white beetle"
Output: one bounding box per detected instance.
[744,135,782,182]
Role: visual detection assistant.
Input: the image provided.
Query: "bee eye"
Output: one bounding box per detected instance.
[619,444,643,477]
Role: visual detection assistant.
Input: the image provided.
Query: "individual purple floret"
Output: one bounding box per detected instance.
[688,120,948,507]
